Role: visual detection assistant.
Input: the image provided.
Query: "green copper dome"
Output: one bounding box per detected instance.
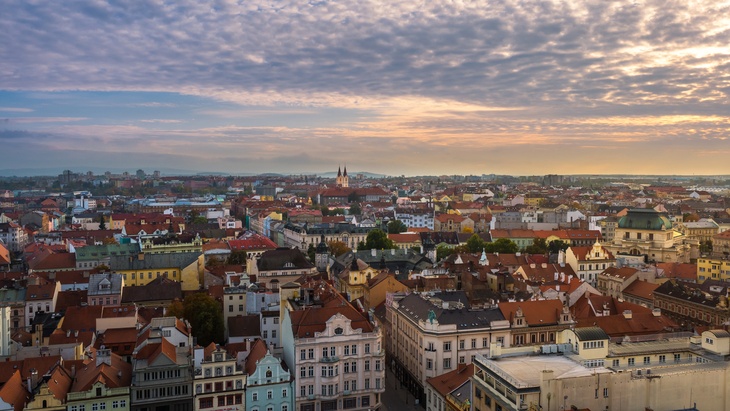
[618,208,673,230]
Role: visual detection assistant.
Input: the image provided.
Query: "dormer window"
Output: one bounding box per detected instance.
[334,327,343,335]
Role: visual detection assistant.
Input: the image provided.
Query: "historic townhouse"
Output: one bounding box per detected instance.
[193,343,246,411]
[245,339,294,411]
[280,280,385,411]
[386,291,510,404]
[564,241,617,286]
[131,317,194,411]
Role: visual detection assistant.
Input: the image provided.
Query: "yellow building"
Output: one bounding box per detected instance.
[605,208,694,263]
[140,234,203,254]
[697,257,730,283]
[362,272,409,311]
[109,252,203,291]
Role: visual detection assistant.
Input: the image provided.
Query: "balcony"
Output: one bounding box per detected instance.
[320,356,340,363]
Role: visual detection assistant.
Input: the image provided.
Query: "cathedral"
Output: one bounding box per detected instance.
[336,165,349,187]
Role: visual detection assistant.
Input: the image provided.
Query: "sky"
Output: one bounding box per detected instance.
[1,0,730,177]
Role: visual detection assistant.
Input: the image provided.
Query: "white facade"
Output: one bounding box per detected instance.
[0,307,12,357]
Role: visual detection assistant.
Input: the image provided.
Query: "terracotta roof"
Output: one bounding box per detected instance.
[622,280,659,301]
[498,299,565,326]
[388,233,422,243]
[244,339,269,375]
[576,311,679,337]
[290,303,373,339]
[426,363,474,397]
[45,365,73,401]
[26,283,57,301]
[656,262,697,281]
[227,234,278,251]
[28,252,76,271]
[600,266,639,280]
[0,356,62,385]
[0,243,9,265]
[71,350,132,392]
[55,289,88,311]
[0,371,29,411]
[48,328,95,347]
[60,305,104,332]
[568,245,614,261]
[134,338,177,364]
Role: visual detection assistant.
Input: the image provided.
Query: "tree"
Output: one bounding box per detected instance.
[330,208,345,216]
[387,220,407,234]
[98,214,106,230]
[347,192,361,203]
[178,293,225,347]
[227,250,248,265]
[524,238,548,254]
[307,243,316,262]
[485,238,519,254]
[466,234,487,253]
[191,216,209,225]
[327,240,351,257]
[356,241,366,251]
[436,244,454,261]
[320,206,330,216]
[700,240,713,254]
[547,240,570,254]
[364,229,395,250]
[349,203,362,215]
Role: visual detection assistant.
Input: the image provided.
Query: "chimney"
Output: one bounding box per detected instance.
[71,365,76,379]
[623,310,633,319]
[391,249,395,255]
[554,272,559,281]
[66,330,71,338]
[530,263,536,269]
[74,330,79,338]
[29,369,38,391]
[371,249,377,257]
[96,348,112,366]
[652,308,661,317]
[541,263,547,268]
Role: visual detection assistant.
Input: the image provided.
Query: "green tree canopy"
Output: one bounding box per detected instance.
[227,250,248,265]
[524,238,548,254]
[466,234,487,253]
[348,202,362,215]
[485,238,519,254]
[191,216,208,225]
[387,220,408,234]
[547,240,570,254]
[364,229,395,250]
[436,244,454,261]
[98,214,106,230]
[173,293,225,347]
[306,243,316,262]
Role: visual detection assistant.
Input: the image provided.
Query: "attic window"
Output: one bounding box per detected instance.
[284,262,295,268]
[335,327,343,335]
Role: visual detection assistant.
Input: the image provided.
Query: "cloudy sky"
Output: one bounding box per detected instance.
[2,0,730,176]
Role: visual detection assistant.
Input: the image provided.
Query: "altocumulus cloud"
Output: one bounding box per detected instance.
[1,0,730,175]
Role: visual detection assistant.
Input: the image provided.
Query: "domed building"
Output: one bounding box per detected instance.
[604,208,697,263]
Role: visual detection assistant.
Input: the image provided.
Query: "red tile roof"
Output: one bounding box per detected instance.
[498,299,565,325]
[0,371,29,411]
[426,363,474,397]
[244,339,269,375]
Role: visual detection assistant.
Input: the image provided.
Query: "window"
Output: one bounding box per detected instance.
[282,388,288,398]
[301,385,306,397]
[628,358,635,366]
[300,349,306,360]
[365,343,370,354]
[426,359,433,370]
[253,393,258,401]
[643,356,650,365]
[263,330,268,338]
[272,330,277,338]
[459,356,465,364]
[604,388,609,398]
[471,338,477,348]
[443,341,451,351]
[308,349,314,359]
[112,401,119,409]
[100,404,106,410]
[344,345,350,355]
[612,359,619,367]
[443,358,451,369]
[459,339,465,349]
[659,355,666,363]
[364,360,370,371]
[351,345,357,355]
[301,367,306,378]
[92,405,98,411]
[482,337,488,347]
[674,354,681,363]
[268,390,273,400]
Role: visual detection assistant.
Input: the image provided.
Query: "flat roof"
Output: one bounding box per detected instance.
[477,355,611,388]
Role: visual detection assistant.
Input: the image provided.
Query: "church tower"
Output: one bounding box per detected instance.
[336,165,349,188]
[315,234,330,274]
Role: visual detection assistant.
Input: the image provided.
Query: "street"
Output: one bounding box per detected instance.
[381,366,425,411]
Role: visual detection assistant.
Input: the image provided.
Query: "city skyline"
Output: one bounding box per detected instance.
[2,0,730,176]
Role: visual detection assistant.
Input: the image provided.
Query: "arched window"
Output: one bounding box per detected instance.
[266,370,273,378]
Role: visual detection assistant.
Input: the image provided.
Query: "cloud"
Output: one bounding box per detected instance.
[0,107,33,113]
[1,0,729,175]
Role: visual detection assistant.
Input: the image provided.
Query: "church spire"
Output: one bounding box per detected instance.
[343,164,347,177]
[337,166,342,177]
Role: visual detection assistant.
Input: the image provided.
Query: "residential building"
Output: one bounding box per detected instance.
[1,287,27,332]
[425,364,474,411]
[712,230,730,258]
[564,241,617,286]
[131,317,194,411]
[677,219,719,244]
[394,208,434,230]
[0,307,12,357]
[87,273,124,306]
[0,222,29,253]
[193,343,245,411]
[386,291,510,403]
[74,243,141,269]
[244,339,293,411]
[109,251,204,291]
[25,282,61,328]
[66,348,133,411]
[653,280,730,328]
[253,248,317,291]
[280,279,385,411]
[697,257,730,282]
